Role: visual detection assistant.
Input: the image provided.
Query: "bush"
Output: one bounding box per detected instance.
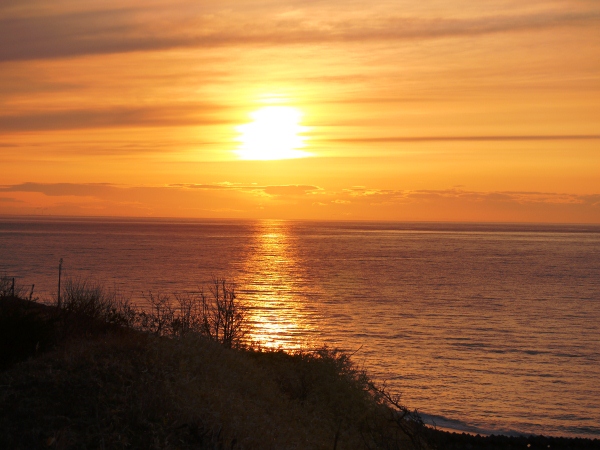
[200,278,246,348]
[60,278,135,325]
[56,278,136,338]
[0,275,30,299]
[136,292,176,336]
[137,278,246,348]
[0,275,13,298]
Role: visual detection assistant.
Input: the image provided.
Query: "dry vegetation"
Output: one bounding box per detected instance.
[0,275,429,450]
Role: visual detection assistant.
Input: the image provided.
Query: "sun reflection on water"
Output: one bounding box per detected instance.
[238,221,316,349]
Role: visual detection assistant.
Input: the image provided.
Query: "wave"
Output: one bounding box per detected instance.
[420,412,600,438]
[420,412,525,437]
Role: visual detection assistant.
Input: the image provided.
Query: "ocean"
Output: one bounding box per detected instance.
[1,216,599,438]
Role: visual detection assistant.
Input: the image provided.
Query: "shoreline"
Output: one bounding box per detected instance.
[425,428,600,450]
[421,414,600,441]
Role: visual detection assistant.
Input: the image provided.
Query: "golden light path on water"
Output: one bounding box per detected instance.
[237,221,317,349]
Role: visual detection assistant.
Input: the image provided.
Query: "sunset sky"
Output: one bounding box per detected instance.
[1,0,599,222]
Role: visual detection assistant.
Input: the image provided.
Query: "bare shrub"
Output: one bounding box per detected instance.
[364,383,430,450]
[200,278,246,348]
[171,292,204,337]
[0,275,27,299]
[136,293,175,336]
[58,278,136,331]
[0,276,12,298]
[138,278,247,347]
[49,274,247,348]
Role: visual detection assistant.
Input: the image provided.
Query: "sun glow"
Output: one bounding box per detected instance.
[235,106,310,160]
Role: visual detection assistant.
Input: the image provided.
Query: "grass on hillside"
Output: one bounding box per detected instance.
[0,275,429,450]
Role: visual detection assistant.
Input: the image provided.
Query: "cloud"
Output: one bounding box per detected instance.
[1,182,599,221]
[378,188,598,205]
[0,104,228,132]
[334,187,600,209]
[0,182,322,198]
[263,185,320,196]
[4,182,595,206]
[0,182,118,197]
[169,183,245,190]
[344,187,393,197]
[0,197,21,203]
[330,135,600,144]
[1,4,597,61]
[169,183,321,196]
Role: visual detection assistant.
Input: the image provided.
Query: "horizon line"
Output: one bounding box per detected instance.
[1,213,600,227]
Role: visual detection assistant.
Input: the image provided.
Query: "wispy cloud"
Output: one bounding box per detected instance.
[3,182,599,206]
[0,182,118,197]
[2,181,599,222]
[0,182,329,218]
[1,3,597,61]
[405,189,598,205]
[342,187,600,206]
[0,182,322,198]
[172,183,322,196]
[263,185,320,196]
[330,135,600,144]
[0,104,228,132]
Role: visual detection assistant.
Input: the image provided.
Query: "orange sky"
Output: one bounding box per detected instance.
[1,0,599,222]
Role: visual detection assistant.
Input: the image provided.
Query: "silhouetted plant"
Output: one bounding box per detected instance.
[136,279,246,347]
[362,382,430,450]
[137,292,175,336]
[200,278,246,348]
[172,292,204,337]
[0,275,26,299]
[57,278,136,337]
[0,276,12,298]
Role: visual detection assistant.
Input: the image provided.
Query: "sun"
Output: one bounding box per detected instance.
[235,106,310,160]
